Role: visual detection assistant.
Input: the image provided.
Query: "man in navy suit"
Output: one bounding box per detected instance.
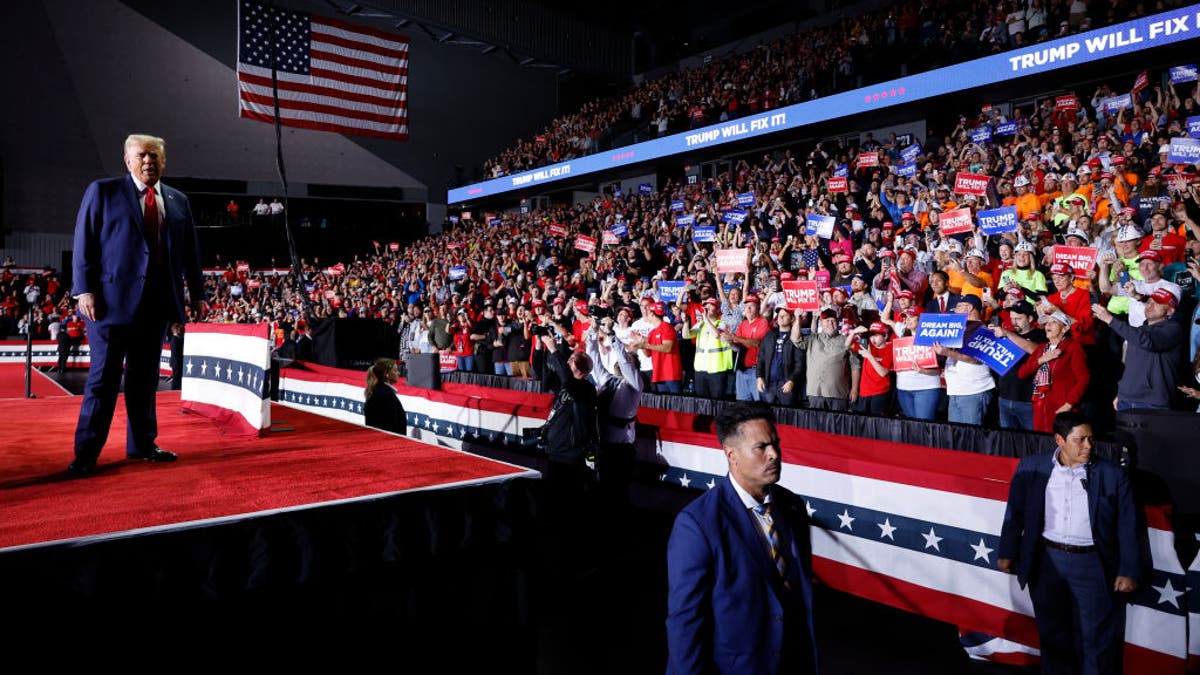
[68,134,203,476]
[666,402,817,675]
[998,412,1141,675]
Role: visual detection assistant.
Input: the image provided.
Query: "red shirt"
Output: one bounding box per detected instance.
[648,322,682,383]
[1139,231,1188,266]
[857,341,894,397]
[735,316,770,369]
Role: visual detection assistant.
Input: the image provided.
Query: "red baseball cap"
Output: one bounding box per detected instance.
[1049,263,1073,276]
[869,321,890,335]
[1149,288,1178,308]
[649,302,665,316]
[703,297,720,307]
[744,293,760,304]
[1137,250,1161,262]
[780,272,795,281]
[531,299,546,308]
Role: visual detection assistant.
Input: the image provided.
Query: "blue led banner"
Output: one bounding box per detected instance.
[448,7,1200,203]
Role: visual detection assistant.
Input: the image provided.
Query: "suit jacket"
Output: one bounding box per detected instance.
[71,175,203,326]
[923,291,961,315]
[755,328,804,390]
[998,450,1140,589]
[667,476,817,675]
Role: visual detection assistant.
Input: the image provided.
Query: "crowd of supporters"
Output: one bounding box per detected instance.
[481,0,1166,178]
[186,61,1200,430]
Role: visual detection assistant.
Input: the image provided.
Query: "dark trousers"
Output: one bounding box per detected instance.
[57,334,82,371]
[1030,546,1126,675]
[807,396,848,412]
[74,303,168,462]
[854,391,893,416]
[694,370,730,399]
[761,382,797,406]
[597,440,635,508]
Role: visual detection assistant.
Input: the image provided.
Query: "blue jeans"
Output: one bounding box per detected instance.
[897,388,941,420]
[656,380,682,394]
[735,368,761,401]
[998,397,1034,431]
[948,390,993,425]
[1116,398,1169,412]
[494,361,511,376]
[456,355,474,372]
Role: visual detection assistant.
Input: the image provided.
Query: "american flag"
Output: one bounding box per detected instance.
[237,1,409,140]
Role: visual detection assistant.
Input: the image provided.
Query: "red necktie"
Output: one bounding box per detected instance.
[144,185,161,262]
[939,296,945,313]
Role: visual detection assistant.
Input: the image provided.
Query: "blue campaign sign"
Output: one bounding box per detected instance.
[1168,137,1200,164]
[1170,64,1198,84]
[487,216,502,226]
[614,187,623,199]
[657,280,686,303]
[722,209,748,225]
[738,192,756,207]
[613,222,629,238]
[1104,93,1133,113]
[958,328,1024,375]
[994,121,1019,136]
[1188,116,1200,139]
[977,205,1018,235]
[447,7,1200,203]
[833,164,849,178]
[805,213,835,239]
[970,125,993,144]
[676,214,695,227]
[449,265,468,281]
[639,183,653,194]
[693,226,716,243]
[897,162,917,178]
[912,313,968,348]
[671,199,685,212]
[900,142,922,163]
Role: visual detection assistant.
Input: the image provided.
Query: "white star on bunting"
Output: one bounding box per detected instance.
[837,510,855,530]
[970,538,994,563]
[1152,579,1184,609]
[679,474,691,488]
[922,528,943,552]
[877,518,896,540]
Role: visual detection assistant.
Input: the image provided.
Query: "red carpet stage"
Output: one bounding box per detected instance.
[0,363,72,400]
[0,391,537,551]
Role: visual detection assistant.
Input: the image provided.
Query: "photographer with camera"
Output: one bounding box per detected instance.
[538,334,600,470]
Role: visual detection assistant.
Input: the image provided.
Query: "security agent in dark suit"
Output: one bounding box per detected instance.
[997,411,1141,675]
[363,358,406,435]
[667,402,817,675]
[69,134,203,476]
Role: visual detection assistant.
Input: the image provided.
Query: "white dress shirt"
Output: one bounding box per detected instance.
[729,474,775,543]
[1042,450,1094,546]
[130,173,165,222]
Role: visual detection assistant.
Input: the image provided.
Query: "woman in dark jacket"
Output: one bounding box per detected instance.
[364,358,407,435]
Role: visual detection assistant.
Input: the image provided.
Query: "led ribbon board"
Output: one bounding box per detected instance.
[448,6,1200,204]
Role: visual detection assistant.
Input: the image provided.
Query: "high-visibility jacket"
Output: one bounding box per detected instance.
[694,320,733,373]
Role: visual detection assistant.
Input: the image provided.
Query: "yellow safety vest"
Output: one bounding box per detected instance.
[694,320,733,373]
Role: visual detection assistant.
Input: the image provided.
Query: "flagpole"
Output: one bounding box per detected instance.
[268,1,314,319]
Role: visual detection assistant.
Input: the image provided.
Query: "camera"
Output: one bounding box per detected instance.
[530,324,552,338]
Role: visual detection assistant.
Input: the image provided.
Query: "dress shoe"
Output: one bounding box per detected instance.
[67,460,97,477]
[127,448,178,462]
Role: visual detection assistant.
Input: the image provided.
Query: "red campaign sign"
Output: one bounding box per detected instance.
[439,353,458,372]
[461,211,472,221]
[247,279,262,289]
[1052,245,1099,279]
[323,289,336,299]
[954,172,990,196]
[549,223,568,237]
[891,336,939,371]
[388,242,400,252]
[602,230,619,245]
[782,280,820,311]
[715,248,748,274]
[574,235,597,253]
[535,135,547,144]
[1055,95,1079,111]
[857,152,879,168]
[939,207,974,236]
[236,263,251,273]
[827,176,848,193]
[1132,70,1149,94]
